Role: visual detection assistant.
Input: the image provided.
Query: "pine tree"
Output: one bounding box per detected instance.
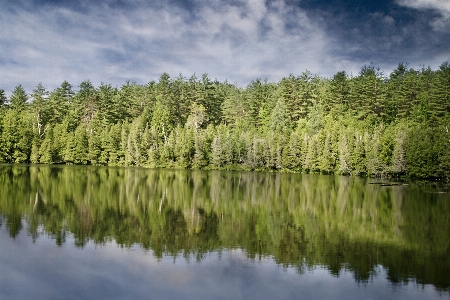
[329,71,350,113]
[429,62,450,120]
[31,83,50,137]
[304,134,319,173]
[349,66,387,121]
[318,131,336,174]
[150,101,173,144]
[337,129,352,175]
[39,127,55,164]
[0,110,18,162]
[0,110,32,162]
[390,124,407,175]
[48,81,73,124]
[269,98,291,133]
[405,125,437,178]
[185,102,207,130]
[282,130,303,171]
[30,137,41,163]
[9,85,28,112]
[0,89,7,108]
[351,132,366,176]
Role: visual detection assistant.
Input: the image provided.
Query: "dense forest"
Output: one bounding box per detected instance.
[1,62,449,179]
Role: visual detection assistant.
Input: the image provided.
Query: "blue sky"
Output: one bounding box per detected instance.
[1,0,449,95]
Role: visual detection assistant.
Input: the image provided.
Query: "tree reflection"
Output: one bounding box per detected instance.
[0,165,449,292]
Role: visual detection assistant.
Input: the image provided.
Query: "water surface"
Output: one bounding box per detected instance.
[1,165,449,299]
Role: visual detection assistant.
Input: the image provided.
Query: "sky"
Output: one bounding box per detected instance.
[1,0,449,95]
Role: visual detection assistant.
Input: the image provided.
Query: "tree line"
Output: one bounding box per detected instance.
[0,62,449,178]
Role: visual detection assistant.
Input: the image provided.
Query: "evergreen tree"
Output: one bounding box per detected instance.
[97,83,118,124]
[171,74,191,125]
[349,66,387,121]
[318,130,336,174]
[106,122,123,166]
[150,101,173,143]
[405,125,438,178]
[337,129,352,175]
[351,132,366,176]
[31,83,50,137]
[185,102,207,130]
[48,81,73,124]
[198,74,224,126]
[0,89,7,108]
[328,71,350,114]
[39,127,55,164]
[0,65,448,178]
[429,62,450,120]
[282,128,304,171]
[390,124,407,175]
[52,121,69,163]
[9,85,28,112]
[269,98,291,133]
[1,111,24,162]
[65,125,89,164]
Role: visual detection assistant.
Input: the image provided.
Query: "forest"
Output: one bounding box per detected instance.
[0,62,449,179]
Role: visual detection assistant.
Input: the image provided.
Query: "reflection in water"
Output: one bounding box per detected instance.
[0,164,449,297]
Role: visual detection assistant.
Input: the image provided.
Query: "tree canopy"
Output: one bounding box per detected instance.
[1,63,449,179]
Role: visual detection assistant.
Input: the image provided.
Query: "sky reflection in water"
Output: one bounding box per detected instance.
[0,223,444,300]
[1,166,449,299]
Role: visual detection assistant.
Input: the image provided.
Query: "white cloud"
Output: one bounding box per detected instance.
[396,0,450,14]
[0,0,337,94]
[1,0,448,95]
[396,0,450,31]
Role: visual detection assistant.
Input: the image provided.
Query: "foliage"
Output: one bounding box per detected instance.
[1,166,449,289]
[1,63,449,178]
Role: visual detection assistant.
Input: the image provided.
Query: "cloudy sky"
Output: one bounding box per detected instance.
[1,0,449,95]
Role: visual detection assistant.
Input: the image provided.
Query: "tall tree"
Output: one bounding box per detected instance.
[31,83,50,137]
[0,89,6,108]
[328,71,350,113]
[429,62,450,120]
[349,65,387,122]
[9,85,28,111]
[47,81,73,124]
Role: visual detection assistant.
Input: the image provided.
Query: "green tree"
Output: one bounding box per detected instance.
[269,98,291,133]
[31,83,50,137]
[390,123,407,175]
[405,125,438,178]
[47,81,73,124]
[65,125,89,164]
[39,127,55,164]
[349,66,387,122]
[429,62,450,120]
[0,89,7,108]
[1,110,32,163]
[150,101,173,143]
[329,71,350,111]
[185,102,207,130]
[9,85,28,111]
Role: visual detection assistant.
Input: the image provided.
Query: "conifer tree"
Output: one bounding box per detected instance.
[31,83,50,137]
[0,89,7,108]
[390,124,407,175]
[9,85,28,112]
[351,132,366,176]
[337,129,352,175]
[429,62,450,120]
[39,127,55,164]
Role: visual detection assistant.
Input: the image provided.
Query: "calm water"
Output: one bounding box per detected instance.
[0,164,449,299]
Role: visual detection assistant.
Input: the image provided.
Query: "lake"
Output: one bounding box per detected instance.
[0,164,449,299]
